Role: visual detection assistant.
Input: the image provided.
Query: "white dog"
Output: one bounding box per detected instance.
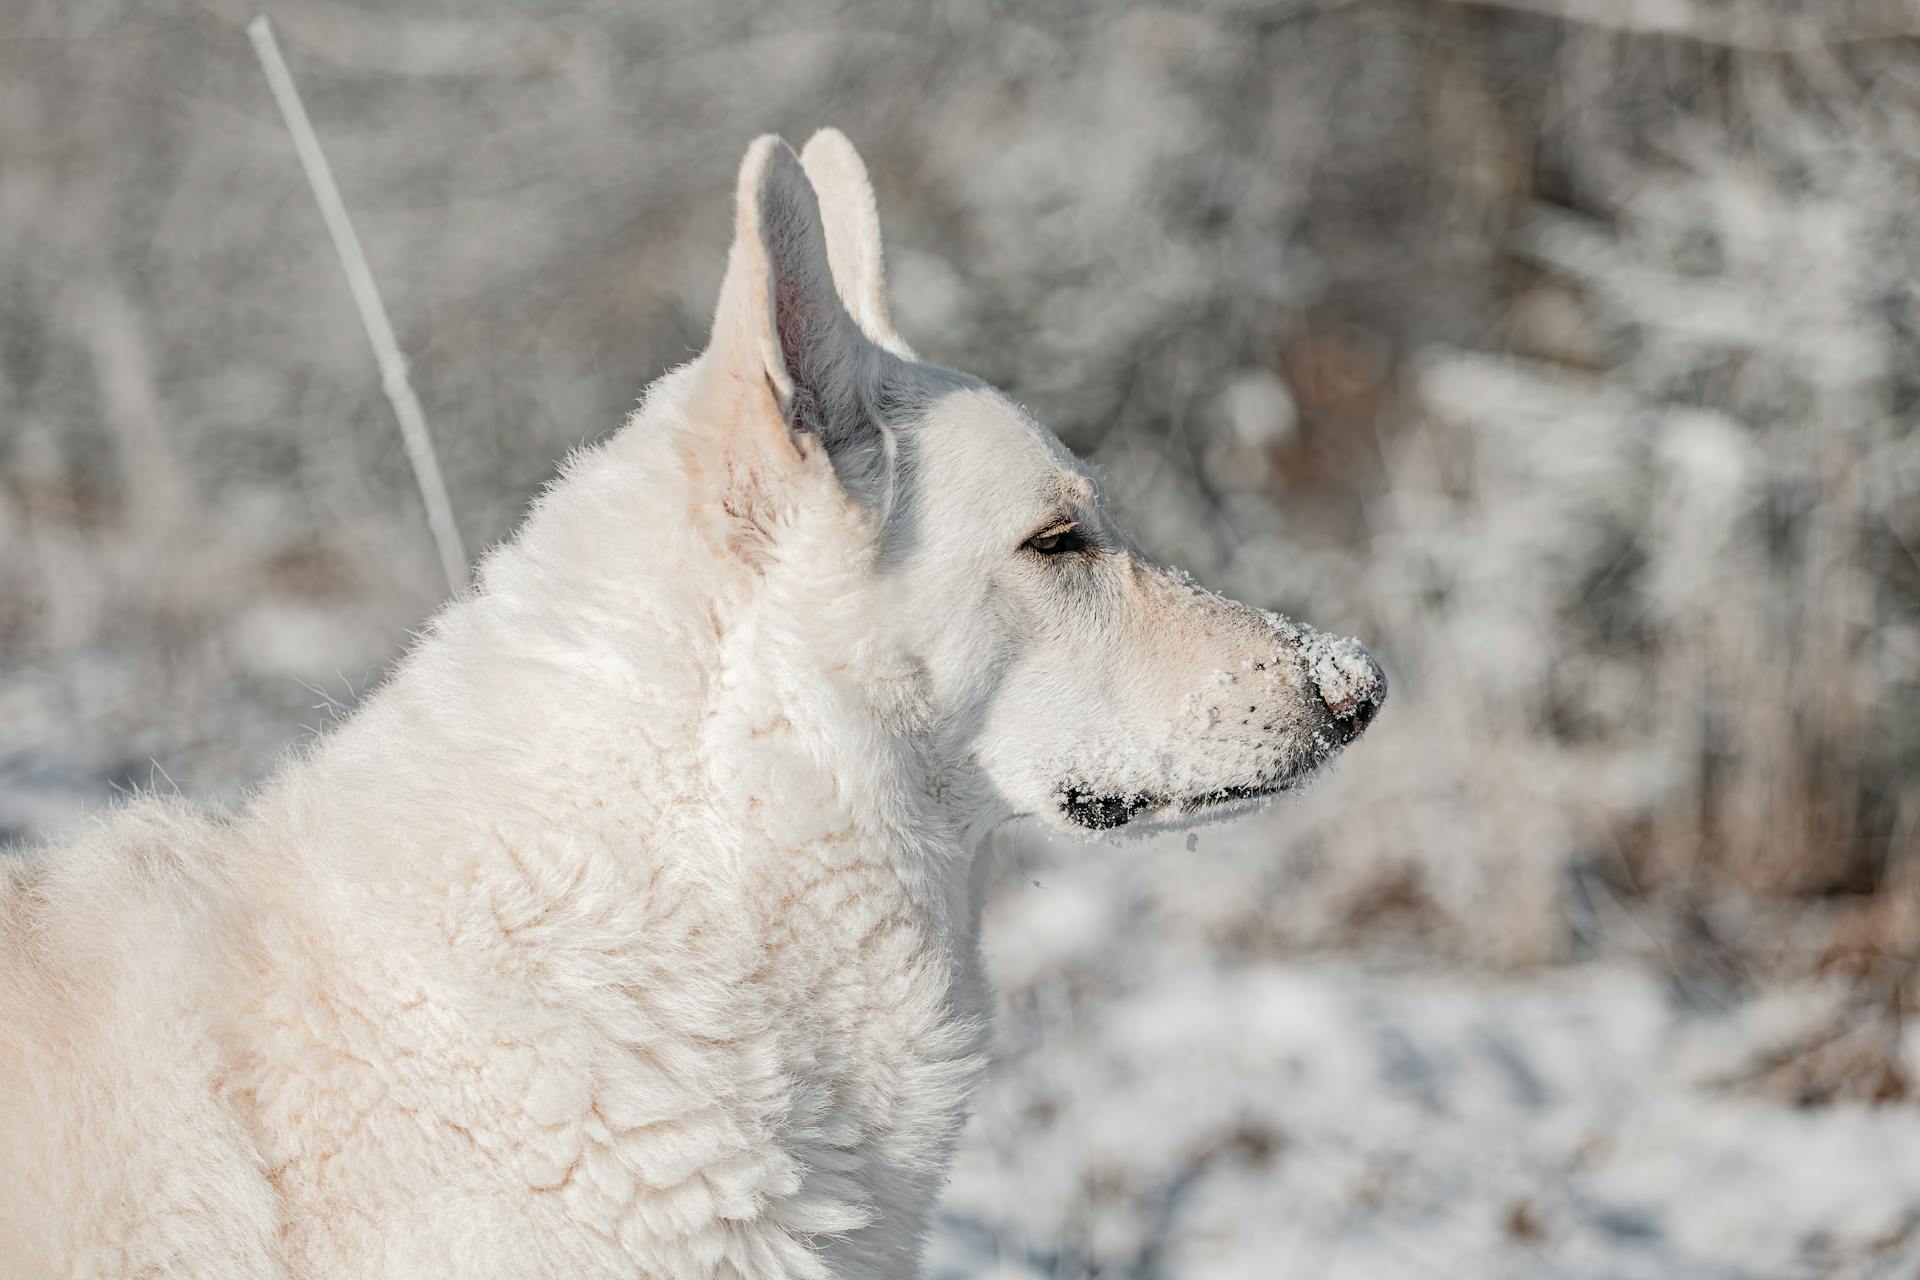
[0,130,1383,1278]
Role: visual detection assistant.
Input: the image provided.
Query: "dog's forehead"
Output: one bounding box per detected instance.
[914,385,1092,509]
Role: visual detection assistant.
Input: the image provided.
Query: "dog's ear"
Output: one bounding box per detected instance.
[691,136,892,500]
[800,129,911,359]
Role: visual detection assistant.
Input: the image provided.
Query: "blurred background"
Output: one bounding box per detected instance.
[4,0,1920,1274]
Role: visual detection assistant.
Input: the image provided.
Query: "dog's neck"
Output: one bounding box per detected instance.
[276,410,992,960]
[224,420,996,1269]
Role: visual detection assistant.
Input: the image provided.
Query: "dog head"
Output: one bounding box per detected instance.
[682,131,1385,839]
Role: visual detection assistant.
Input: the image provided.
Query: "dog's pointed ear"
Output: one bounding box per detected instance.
[694,135,876,472]
[799,128,911,358]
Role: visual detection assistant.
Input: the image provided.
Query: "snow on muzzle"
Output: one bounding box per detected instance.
[1306,630,1387,742]
[1056,616,1387,834]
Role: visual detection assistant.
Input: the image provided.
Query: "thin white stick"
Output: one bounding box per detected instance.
[247,15,468,596]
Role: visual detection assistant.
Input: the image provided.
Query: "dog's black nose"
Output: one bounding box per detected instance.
[1312,639,1386,743]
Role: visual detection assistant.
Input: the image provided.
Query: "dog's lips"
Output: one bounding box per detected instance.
[1057,772,1309,833]
[1058,786,1158,832]
[1172,778,1290,815]
[1054,698,1381,834]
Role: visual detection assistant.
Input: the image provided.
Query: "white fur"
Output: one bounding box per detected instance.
[0,131,1383,1278]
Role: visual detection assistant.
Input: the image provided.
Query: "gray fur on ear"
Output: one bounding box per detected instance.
[703,136,900,510]
[754,141,896,506]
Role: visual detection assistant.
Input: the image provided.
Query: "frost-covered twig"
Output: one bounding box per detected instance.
[247,15,468,596]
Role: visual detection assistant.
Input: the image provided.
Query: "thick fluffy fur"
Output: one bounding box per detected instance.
[0,132,1383,1278]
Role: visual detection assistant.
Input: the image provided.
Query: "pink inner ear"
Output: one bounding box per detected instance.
[773,257,822,434]
[756,144,842,432]
[764,200,833,435]
[776,273,807,375]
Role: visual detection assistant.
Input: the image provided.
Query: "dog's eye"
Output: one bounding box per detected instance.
[1023,524,1085,555]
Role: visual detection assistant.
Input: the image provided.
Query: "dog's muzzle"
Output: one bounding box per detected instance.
[1055,632,1388,834]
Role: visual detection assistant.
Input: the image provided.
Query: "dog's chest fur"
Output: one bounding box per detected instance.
[218,569,992,1279]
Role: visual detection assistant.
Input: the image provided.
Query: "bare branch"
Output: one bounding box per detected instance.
[247,15,468,598]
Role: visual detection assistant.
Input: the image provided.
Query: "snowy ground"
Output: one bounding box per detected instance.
[11,779,1914,1278]
[928,828,1920,1280]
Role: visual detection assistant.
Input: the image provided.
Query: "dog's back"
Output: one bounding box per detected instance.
[0,802,286,1276]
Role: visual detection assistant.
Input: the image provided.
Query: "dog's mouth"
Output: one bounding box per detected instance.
[1055,705,1383,834]
[1051,655,1387,836]
[1058,777,1296,834]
